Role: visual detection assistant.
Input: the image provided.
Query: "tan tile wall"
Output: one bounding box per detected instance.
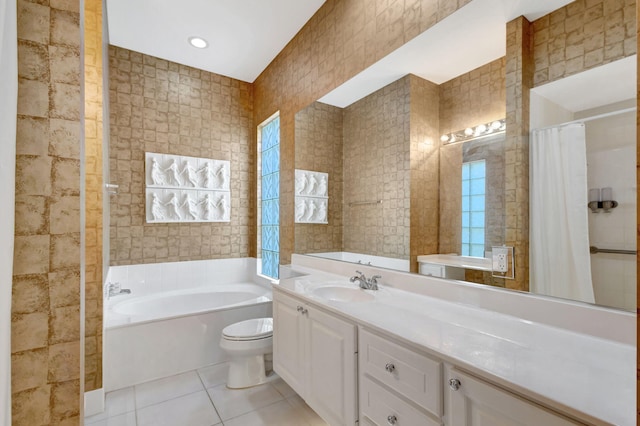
[108,46,255,265]
[342,77,411,259]
[84,0,103,392]
[13,0,82,424]
[294,102,344,254]
[439,58,506,134]
[409,75,440,271]
[254,0,472,265]
[532,0,636,86]
[504,17,533,292]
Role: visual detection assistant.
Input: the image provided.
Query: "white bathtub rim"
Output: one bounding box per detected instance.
[106,283,272,330]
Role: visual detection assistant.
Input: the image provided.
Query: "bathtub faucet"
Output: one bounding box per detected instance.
[106,282,131,299]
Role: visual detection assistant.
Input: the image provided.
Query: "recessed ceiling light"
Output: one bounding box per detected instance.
[188,36,208,49]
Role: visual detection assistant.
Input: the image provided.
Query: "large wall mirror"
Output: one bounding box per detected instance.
[293,0,637,312]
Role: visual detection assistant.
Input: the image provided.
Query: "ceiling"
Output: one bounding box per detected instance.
[105,0,326,83]
[106,0,578,95]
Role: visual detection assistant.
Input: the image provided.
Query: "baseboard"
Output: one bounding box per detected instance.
[84,388,104,417]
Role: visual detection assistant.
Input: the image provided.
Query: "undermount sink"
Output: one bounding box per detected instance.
[312,286,375,303]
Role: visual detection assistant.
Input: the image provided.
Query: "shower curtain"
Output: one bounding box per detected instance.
[0,0,17,424]
[530,124,595,304]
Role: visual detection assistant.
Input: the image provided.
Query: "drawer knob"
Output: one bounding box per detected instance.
[449,378,461,391]
[385,363,395,373]
[296,306,308,315]
[387,414,398,425]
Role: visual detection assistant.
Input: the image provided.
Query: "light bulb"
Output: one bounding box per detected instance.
[440,134,450,143]
[464,128,474,136]
[491,120,502,130]
[475,124,487,135]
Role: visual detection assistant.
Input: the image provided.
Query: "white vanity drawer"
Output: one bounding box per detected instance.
[360,375,441,426]
[359,328,442,417]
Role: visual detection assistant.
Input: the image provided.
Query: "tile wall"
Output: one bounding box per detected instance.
[84,0,104,392]
[504,17,533,292]
[533,0,636,86]
[342,76,412,260]
[408,75,441,271]
[585,110,636,310]
[108,46,255,266]
[294,102,344,254]
[12,0,83,424]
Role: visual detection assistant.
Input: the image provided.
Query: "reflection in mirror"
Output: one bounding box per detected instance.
[294,55,636,312]
[294,61,506,277]
[294,1,637,312]
[438,133,505,287]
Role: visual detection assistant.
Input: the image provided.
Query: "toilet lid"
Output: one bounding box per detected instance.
[222,317,273,341]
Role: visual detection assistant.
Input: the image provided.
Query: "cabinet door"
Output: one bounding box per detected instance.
[306,306,357,426]
[447,369,578,426]
[273,292,306,397]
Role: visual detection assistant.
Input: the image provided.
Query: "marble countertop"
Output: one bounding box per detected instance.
[274,268,635,426]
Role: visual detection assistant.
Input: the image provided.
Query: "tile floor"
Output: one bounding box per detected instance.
[85,363,328,426]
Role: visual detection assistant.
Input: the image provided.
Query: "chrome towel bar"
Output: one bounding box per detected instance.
[589,246,636,255]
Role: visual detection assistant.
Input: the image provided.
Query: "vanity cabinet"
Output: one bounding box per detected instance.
[274,287,603,426]
[273,290,357,426]
[446,368,579,425]
[359,327,443,425]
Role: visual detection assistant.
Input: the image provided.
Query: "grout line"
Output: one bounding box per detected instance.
[220,397,290,423]
[197,368,224,424]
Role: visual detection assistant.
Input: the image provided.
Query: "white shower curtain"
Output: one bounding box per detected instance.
[530,124,595,304]
[0,0,17,424]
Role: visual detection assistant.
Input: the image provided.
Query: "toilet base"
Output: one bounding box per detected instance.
[226,354,268,389]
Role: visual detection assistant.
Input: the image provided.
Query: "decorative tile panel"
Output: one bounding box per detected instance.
[295,169,328,224]
[145,152,231,223]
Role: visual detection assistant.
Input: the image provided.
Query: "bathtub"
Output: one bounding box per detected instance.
[104,258,273,391]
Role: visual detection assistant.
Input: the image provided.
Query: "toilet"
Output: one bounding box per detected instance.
[220,317,273,389]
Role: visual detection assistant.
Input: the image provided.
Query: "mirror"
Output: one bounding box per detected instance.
[293,71,508,288]
[293,6,637,312]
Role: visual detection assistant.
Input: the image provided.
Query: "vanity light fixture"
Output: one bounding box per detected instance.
[440,118,506,145]
[188,36,209,49]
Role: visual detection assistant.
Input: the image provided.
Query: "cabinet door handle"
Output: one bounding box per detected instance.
[385,363,395,373]
[449,378,461,391]
[296,305,308,315]
[387,414,398,425]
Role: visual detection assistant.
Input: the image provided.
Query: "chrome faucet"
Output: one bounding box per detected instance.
[350,271,381,290]
[106,282,131,299]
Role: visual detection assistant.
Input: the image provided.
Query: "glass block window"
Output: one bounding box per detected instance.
[260,116,280,279]
[461,160,486,257]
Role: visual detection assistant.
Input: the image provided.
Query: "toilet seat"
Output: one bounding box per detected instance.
[222,317,273,341]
